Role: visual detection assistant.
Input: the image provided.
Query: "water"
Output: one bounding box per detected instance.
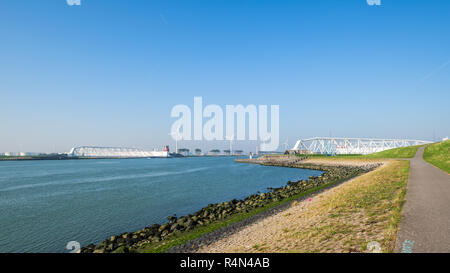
[0,157,322,253]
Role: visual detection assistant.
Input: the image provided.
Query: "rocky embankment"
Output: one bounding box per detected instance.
[235,154,307,165]
[81,158,381,253]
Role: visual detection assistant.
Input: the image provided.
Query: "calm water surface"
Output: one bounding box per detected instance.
[0,157,322,253]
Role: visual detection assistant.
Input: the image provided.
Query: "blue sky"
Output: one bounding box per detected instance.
[0,0,449,153]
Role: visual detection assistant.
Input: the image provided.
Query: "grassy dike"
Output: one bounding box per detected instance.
[288,160,409,253]
[423,140,450,173]
[193,149,414,253]
[193,160,410,253]
[364,145,422,159]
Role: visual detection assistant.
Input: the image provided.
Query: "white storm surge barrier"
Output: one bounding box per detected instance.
[67,146,169,158]
[291,137,432,155]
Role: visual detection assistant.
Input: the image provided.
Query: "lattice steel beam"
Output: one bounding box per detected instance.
[291,137,432,155]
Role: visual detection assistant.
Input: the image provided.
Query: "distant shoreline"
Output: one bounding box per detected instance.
[0,154,246,161]
[0,155,72,161]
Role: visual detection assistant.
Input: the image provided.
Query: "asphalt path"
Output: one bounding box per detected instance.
[395,146,450,253]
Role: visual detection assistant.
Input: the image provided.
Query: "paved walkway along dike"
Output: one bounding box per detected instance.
[396,146,450,253]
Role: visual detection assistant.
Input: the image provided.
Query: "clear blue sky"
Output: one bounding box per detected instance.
[0,0,449,153]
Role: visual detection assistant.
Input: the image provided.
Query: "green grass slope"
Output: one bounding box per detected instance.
[292,145,423,159]
[423,140,450,173]
[363,145,422,159]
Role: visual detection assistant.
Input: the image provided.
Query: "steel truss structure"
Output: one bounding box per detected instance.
[67,146,169,158]
[291,137,432,155]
